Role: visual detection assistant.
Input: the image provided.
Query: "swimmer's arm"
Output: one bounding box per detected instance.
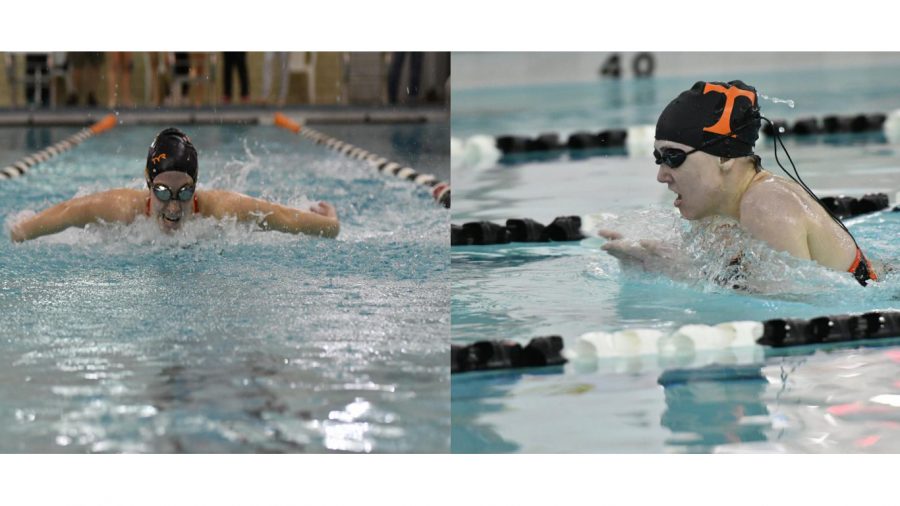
[600,235,696,279]
[739,191,811,259]
[200,190,340,238]
[10,189,144,242]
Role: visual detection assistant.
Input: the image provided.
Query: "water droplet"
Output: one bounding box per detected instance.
[758,92,795,109]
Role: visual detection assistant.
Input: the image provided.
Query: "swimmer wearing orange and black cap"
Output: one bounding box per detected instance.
[10,127,340,242]
[601,80,878,286]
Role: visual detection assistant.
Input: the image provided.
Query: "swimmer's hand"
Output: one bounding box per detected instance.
[10,223,25,243]
[597,229,624,241]
[601,234,693,278]
[309,201,337,220]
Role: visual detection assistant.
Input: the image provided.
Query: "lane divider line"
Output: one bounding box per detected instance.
[452,310,900,374]
[0,114,118,181]
[274,112,450,208]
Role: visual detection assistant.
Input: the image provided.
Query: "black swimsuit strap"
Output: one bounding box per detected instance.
[852,249,875,287]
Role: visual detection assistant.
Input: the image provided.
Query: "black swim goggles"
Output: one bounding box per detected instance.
[654,133,734,168]
[654,147,698,168]
[152,183,195,202]
[655,114,760,168]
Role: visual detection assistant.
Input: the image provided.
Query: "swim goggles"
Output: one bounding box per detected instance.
[152,183,195,202]
[655,115,759,169]
[654,147,698,168]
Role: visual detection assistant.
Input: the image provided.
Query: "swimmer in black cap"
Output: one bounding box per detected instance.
[10,127,340,241]
[601,80,879,286]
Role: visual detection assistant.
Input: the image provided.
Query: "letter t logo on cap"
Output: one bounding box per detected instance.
[702,83,757,136]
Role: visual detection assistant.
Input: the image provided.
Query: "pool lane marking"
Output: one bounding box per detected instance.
[485,110,900,165]
[0,114,118,181]
[452,310,900,374]
[273,112,450,209]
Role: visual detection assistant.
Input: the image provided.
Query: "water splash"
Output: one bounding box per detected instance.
[583,207,863,298]
[450,135,501,170]
[758,92,795,109]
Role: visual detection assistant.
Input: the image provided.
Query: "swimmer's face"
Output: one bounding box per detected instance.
[150,171,195,233]
[655,140,726,220]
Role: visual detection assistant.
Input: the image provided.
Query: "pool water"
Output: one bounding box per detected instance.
[0,123,449,453]
[451,67,900,453]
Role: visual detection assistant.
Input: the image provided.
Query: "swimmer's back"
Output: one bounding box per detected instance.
[741,171,858,272]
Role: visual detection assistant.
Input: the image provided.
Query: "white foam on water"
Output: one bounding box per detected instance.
[883,109,900,144]
[581,207,862,297]
[626,124,656,159]
[450,135,501,171]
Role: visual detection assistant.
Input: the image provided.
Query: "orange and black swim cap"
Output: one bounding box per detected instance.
[656,80,760,158]
[145,127,198,185]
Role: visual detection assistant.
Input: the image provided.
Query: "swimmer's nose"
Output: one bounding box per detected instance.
[656,164,673,183]
[164,199,182,213]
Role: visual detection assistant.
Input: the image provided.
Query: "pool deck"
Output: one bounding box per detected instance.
[0,104,448,127]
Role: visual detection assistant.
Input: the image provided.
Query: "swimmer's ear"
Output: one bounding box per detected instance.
[718,157,735,172]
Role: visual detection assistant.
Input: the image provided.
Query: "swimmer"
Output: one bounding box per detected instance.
[9,127,340,242]
[601,81,879,286]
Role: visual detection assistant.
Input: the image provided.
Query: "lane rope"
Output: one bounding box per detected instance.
[483,110,897,161]
[451,195,889,247]
[0,114,117,181]
[274,113,450,208]
[452,310,900,374]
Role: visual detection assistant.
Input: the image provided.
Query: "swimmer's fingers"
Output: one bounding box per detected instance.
[9,224,25,243]
[638,239,663,255]
[602,240,645,263]
[639,239,679,260]
[310,201,337,219]
[596,229,624,240]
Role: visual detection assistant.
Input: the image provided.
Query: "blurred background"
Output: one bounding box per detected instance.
[454,52,900,89]
[0,52,450,110]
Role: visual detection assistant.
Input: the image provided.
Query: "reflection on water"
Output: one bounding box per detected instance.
[0,124,449,453]
[452,344,900,453]
[658,365,769,453]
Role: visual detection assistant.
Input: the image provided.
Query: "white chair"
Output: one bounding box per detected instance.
[288,52,317,104]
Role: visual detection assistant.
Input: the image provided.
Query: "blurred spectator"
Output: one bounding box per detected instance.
[66,52,102,107]
[167,52,212,107]
[145,52,167,107]
[189,52,211,107]
[388,52,423,105]
[106,52,134,108]
[169,52,191,106]
[5,53,21,107]
[222,52,249,104]
[24,53,51,107]
[262,52,289,106]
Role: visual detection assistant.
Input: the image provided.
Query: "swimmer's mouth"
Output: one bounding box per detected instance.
[162,215,181,224]
[674,193,683,207]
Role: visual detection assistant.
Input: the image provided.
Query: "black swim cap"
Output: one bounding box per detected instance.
[145,127,198,185]
[656,80,760,158]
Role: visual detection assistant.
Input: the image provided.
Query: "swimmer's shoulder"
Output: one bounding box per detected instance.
[740,174,808,227]
[77,188,147,222]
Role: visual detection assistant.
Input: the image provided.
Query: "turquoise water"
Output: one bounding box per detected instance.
[451,67,900,453]
[0,124,449,452]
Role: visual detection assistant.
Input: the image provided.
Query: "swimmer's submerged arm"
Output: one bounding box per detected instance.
[201,190,340,238]
[10,189,143,242]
